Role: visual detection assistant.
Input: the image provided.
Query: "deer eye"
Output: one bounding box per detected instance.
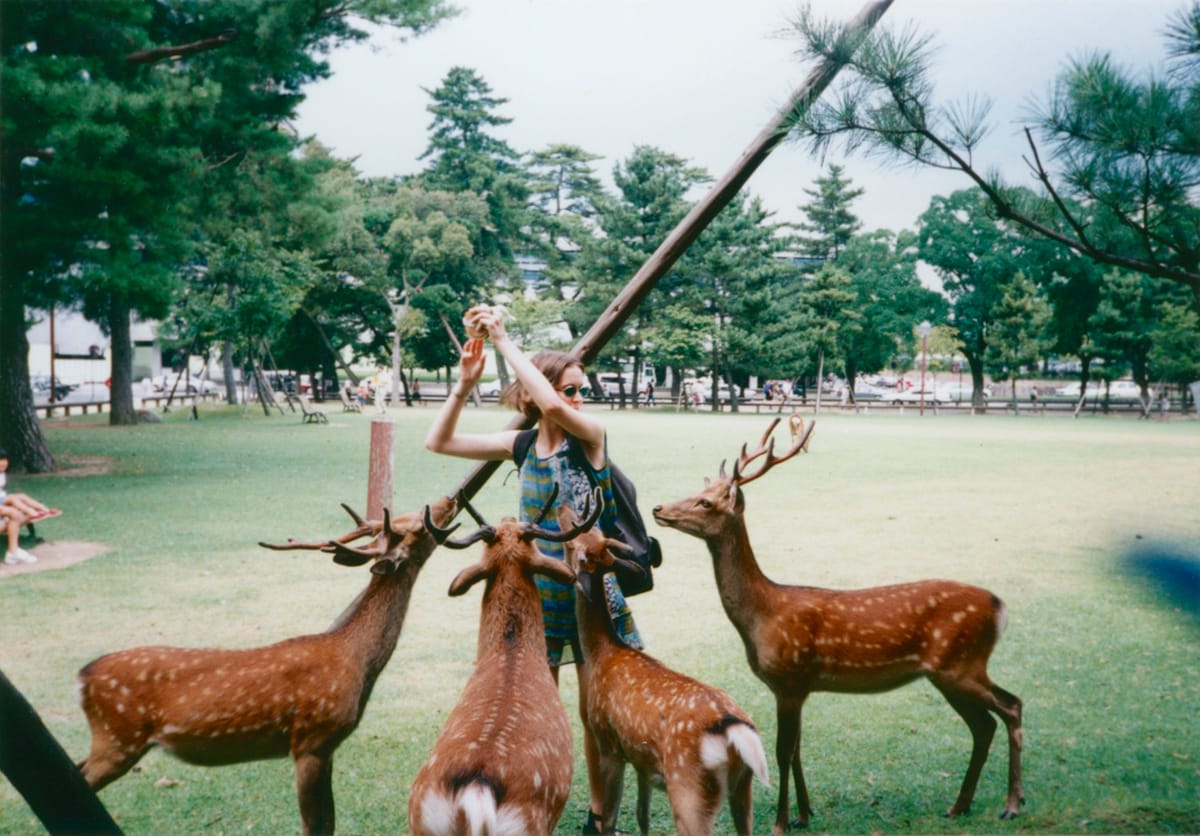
[699,499,712,509]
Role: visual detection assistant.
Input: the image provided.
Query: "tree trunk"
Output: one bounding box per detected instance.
[221,339,238,405]
[968,354,987,413]
[0,276,54,472]
[301,308,358,387]
[107,294,137,426]
[814,349,825,415]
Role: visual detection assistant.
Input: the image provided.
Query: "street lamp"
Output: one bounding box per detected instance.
[918,321,932,416]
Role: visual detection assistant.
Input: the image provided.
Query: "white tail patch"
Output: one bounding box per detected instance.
[419,791,456,835]
[459,783,497,836]
[726,723,771,786]
[700,733,729,771]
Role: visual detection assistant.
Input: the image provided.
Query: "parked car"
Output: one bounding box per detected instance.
[880,387,937,403]
[477,379,504,397]
[1107,381,1144,400]
[935,382,991,402]
[597,372,635,399]
[31,375,73,403]
[684,377,741,404]
[53,380,111,405]
[1054,382,1099,398]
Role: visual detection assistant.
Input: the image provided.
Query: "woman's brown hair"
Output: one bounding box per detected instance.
[500,350,582,421]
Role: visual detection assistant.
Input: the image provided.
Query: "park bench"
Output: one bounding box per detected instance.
[287,393,328,424]
[339,390,362,413]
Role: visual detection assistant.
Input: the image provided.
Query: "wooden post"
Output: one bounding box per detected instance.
[367,416,396,520]
[450,0,894,503]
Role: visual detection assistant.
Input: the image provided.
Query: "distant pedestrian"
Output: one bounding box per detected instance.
[642,381,655,405]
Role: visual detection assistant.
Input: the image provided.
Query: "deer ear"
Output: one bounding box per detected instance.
[328,544,373,567]
[448,562,489,596]
[731,484,745,513]
[531,550,576,585]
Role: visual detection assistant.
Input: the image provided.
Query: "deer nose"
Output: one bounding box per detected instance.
[652,505,662,512]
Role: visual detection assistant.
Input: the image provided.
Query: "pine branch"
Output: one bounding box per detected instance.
[126,29,239,65]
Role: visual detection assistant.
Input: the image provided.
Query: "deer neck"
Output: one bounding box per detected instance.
[475,567,544,660]
[707,514,772,630]
[574,580,624,664]
[328,562,421,676]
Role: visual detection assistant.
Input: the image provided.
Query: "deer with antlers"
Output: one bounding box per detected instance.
[559,501,770,836]
[75,497,455,835]
[407,486,598,836]
[652,420,1022,834]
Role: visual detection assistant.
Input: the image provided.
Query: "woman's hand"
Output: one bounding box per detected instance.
[466,305,508,343]
[459,337,486,385]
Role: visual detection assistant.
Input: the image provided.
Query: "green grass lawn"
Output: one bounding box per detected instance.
[2,404,1198,834]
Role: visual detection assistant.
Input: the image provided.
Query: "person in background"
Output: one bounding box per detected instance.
[0,448,57,565]
[424,305,643,835]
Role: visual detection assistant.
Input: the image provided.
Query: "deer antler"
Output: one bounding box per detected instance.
[719,418,781,482]
[426,492,495,550]
[730,420,814,487]
[524,487,602,542]
[324,508,399,568]
[258,503,379,552]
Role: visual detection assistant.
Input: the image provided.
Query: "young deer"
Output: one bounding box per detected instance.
[408,488,599,836]
[652,420,1023,834]
[560,503,770,836]
[76,496,456,835]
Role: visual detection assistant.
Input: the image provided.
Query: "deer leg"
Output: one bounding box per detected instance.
[792,726,811,823]
[728,764,755,836]
[773,702,803,835]
[933,681,997,819]
[294,751,335,836]
[635,768,652,836]
[988,683,1024,818]
[78,726,150,791]
[665,779,720,836]
[593,749,626,834]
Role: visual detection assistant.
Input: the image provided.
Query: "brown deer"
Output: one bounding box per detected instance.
[76,496,456,835]
[651,420,1022,834]
[786,409,809,451]
[407,487,598,836]
[560,503,770,836]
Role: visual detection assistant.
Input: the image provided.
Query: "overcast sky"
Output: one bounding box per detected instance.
[294,0,1181,234]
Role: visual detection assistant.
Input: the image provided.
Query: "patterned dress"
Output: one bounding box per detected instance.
[518,434,643,666]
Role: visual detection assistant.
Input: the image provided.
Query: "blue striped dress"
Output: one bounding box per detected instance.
[518,434,643,666]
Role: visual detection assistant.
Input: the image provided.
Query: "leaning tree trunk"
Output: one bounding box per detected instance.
[0,274,54,472]
[814,349,825,415]
[107,293,137,426]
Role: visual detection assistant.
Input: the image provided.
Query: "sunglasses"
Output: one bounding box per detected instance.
[559,384,591,399]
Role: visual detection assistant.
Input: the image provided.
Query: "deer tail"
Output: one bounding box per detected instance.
[726,722,771,786]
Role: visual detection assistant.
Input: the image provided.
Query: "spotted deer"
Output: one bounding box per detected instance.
[407,487,599,836]
[559,502,770,836]
[651,420,1023,834]
[76,497,455,835]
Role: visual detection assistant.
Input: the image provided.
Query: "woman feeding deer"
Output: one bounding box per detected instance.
[424,304,644,835]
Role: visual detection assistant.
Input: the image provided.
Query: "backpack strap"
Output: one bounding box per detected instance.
[511,428,539,468]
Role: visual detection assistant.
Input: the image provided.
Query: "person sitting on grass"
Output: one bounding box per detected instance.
[0,448,60,565]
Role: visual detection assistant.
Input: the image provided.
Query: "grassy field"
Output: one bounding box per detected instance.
[1,404,1198,834]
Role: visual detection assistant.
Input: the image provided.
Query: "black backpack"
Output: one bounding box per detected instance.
[512,429,662,596]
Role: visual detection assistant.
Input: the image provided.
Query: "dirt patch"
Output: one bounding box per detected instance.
[0,540,110,577]
[20,455,113,479]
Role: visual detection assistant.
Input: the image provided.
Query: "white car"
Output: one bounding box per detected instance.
[686,378,741,403]
[935,383,992,402]
[477,379,504,397]
[1107,381,1143,400]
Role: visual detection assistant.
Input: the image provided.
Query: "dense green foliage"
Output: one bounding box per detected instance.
[3,1,1198,474]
